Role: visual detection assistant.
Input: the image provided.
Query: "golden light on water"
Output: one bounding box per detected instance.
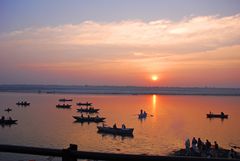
[152,94,157,111]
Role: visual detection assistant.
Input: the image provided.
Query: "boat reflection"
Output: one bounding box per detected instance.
[98,131,134,140]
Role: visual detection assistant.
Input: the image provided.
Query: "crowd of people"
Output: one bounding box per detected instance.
[185,137,237,158]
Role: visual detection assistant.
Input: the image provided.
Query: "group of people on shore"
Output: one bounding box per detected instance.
[185,137,237,158]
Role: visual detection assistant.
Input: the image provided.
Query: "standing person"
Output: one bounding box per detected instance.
[197,138,203,152]
[185,138,191,156]
[214,141,219,157]
[206,140,212,152]
[192,137,197,148]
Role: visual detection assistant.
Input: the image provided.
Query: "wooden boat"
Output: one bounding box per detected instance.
[76,102,92,106]
[97,126,134,136]
[4,108,12,112]
[59,98,73,102]
[73,116,105,123]
[16,101,30,106]
[56,104,72,108]
[207,113,228,119]
[77,107,99,113]
[0,119,18,125]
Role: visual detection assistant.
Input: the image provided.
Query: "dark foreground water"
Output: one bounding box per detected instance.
[0,92,240,160]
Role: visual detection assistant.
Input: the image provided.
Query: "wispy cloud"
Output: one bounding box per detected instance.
[1,14,240,53]
[0,14,240,86]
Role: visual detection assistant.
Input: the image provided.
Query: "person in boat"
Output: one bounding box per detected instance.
[185,138,190,156]
[9,117,12,120]
[1,116,5,121]
[221,112,224,116]
[140,109,143,115]
[122,124,126,129]
[87,115,90,119]
[96,115,99,118]
[81,114,83,118]
[113,123,117,129]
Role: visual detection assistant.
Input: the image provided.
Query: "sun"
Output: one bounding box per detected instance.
[151,75,158,81]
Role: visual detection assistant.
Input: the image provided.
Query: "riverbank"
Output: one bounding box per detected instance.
[0,85,240,96]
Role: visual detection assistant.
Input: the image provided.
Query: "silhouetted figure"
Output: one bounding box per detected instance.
[192,137,197,148]
[113,123,117,129]
[185,138,190,156]
[197,138,203,151]
[229,148,237,158]
[122,124,126,129]
[140,109,143,114]
[214,141,219,150]
[81,114,83,118]
[206,140,212,151]
[221,112,224,116]
[1,116,5,120]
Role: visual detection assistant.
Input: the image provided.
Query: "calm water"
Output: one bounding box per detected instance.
[0,92,240,160]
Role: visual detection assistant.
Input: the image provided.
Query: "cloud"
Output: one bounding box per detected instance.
[1,14,240,54]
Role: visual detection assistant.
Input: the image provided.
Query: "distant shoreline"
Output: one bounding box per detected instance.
[0,85,240,96]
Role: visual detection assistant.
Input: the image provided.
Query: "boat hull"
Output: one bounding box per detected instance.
[207,114,228,119]
[73,116,105,123]
[77,108,99,113]
[56,105,71,108]
[0,120,17,125]
[97,126,134,136]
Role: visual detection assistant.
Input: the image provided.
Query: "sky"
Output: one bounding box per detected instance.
[0,0,240,87]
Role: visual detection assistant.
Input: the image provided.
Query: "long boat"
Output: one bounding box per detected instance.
[59,98,73,102]
[56,104,72,108]
[97,126,134,136]
[0,119,18,125]
[73,116,105,123]
[76,102,92,106]
[207,113,228,119]
[77,108,99,113]
[4,108,12,112]
[16,102,30,106]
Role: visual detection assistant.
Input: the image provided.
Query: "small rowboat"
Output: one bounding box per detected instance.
[16,102,30,106]
[207,113,228,119]
[76,102,92,106]
[0,119,17,125]
[59,98,73,102]
[138,112,147,119]
[56,104,72,108]
[77,108,99,113]
[73,116,105,123]
[97,126,134,136]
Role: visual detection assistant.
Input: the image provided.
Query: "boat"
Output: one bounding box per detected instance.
[207,112,228,119]
[73,116,105,123]
[76,102,92,106]
[56,104,72,108]
[138,112,147,119]
[16,101,30,106]
[97,126,134,136]
[4,108,12,112]
[0,118,18,125]
[59,98,73,102]
[77,107,99,113]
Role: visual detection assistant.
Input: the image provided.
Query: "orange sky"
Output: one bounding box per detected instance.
[0,14,240,87]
